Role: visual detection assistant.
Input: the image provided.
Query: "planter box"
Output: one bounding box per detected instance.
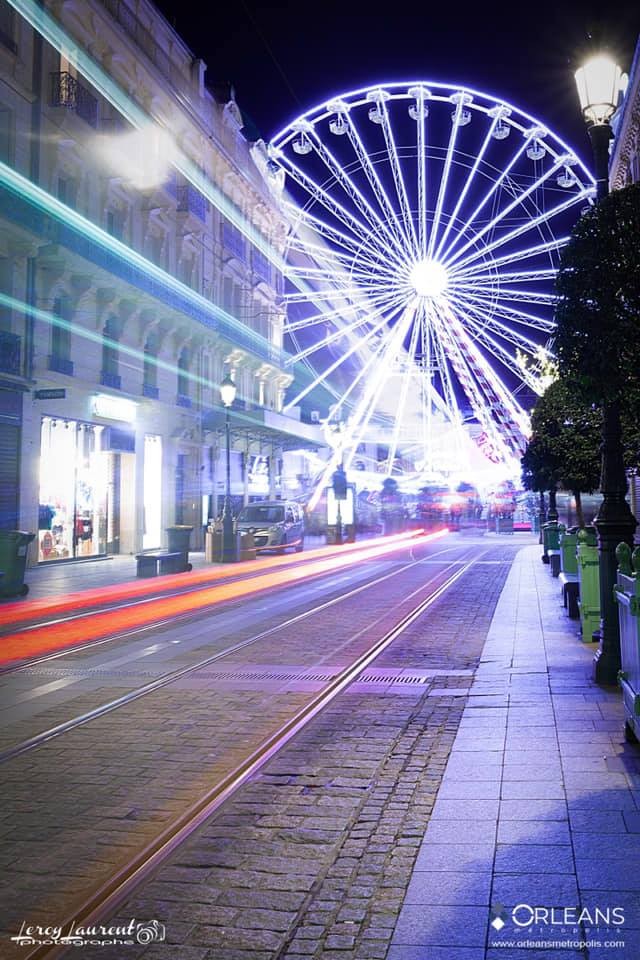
[577,531,600,643]
[614,543,640,742]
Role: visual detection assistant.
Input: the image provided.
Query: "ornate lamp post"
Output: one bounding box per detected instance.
[220,372,237,563]
[574,54,636,683]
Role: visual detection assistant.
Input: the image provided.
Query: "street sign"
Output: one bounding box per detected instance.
[34,388,66,400]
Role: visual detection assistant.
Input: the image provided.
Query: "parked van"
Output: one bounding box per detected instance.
[235,501,305,553]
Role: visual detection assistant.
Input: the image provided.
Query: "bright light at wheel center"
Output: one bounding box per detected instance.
[410,259,448,298]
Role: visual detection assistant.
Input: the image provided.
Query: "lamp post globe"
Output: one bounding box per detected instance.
[220,373,237,563]
[573,54,636,684]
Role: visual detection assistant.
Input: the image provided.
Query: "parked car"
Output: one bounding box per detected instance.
[235,501,305,553]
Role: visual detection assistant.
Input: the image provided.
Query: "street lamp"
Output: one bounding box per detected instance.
[574,53,636,684]
[220,372,237,562]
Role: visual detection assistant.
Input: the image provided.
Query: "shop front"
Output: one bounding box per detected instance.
[38,416,108,562]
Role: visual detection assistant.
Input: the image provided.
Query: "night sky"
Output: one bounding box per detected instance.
[154,0,640,166]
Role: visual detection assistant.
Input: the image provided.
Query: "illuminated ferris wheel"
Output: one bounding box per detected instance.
[268,81,594,487]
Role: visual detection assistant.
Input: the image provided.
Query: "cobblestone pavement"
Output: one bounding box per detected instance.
[56,536,520,960]
[0,534,508,954]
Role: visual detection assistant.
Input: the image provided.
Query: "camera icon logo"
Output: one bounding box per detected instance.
[135,920,166,945]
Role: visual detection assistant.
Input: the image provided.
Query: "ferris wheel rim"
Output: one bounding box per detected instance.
[271,78,595,486]
[270,78,595,188]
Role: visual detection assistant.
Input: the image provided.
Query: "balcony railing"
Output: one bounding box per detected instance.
[142,382,159,399]
[50,72,98,128]
[100,370,121,390]
[176,184,207,222]
[48,354,74,376]
[0,331,20,375]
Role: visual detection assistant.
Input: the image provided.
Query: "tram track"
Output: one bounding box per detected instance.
[0,530,449,671]
[18,553,479,960]
[0,541,467,763]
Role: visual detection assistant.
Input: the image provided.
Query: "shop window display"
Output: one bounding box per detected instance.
[38,417,108,562]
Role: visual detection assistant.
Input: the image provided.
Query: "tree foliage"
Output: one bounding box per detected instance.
[521,380,601,525]
[555,182,640,407]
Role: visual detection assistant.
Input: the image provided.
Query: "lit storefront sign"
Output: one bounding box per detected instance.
[91,394,137,422]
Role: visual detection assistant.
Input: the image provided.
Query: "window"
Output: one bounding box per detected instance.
[57,177,77,209]
[106,209,125,241]
[143,332,159,398]
[177,348,191,406]
[0,0,16,53]
[49,296,73,375]
[0,107,13,165]
[101,314,121,389]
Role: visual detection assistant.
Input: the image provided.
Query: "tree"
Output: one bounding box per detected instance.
[553,181,640,684]
[554,182,640,413]
[526,380,601,528]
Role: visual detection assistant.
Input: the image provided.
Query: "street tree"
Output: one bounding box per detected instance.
[527,380,601,528]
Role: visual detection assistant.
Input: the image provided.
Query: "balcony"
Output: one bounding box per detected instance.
[142,382,159,399]
[48,355,74,376]
[100,370,121,390]
[177,184,207,222]
[50,72,98,128]
[0,331,20,375]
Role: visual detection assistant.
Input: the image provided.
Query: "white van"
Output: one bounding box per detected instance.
[235,501,305,553]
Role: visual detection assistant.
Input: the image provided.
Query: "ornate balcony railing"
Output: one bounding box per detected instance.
[50,72,98,128]
[176,183,207,222]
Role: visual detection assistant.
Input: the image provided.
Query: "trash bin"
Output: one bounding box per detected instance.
[0,530,35,597]
[614,542,640,742]
[165,525,193,572]
[542,520,565,568]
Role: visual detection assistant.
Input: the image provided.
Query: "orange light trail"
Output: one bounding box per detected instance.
[0,530,448,667]
[0,529,434,629]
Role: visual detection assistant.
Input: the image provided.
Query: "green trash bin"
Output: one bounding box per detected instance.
[0,530,35,597]
[165,525,193,572]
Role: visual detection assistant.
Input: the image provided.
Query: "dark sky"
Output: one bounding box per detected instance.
[154,0,640,166]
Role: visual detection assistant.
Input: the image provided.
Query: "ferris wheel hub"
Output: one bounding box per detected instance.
[410,258,449,298]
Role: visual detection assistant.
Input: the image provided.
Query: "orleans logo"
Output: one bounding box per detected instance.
[490,903,508,931]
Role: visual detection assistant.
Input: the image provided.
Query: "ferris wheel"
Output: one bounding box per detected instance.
[268,81,594,490]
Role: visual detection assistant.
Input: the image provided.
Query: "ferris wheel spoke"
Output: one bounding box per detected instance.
[289,291,406,363]
[434,111,501,260]
[459,266,558,286]
[286,233,393,281]
[448,190,591,275]
[279,156,398,266]
[376,99,420,257]
[456,281,558,306]
[412,86,429,258]
[385,316,423,476]
[284,288,397,332]
[437,134,533,264]
[443,156,566,270]
[455,236,569,280]
[452,298,547,384]
[306,127,413,265]
[429,306,516,461]
[426,95,467,259]
[283,293,408,407]
[453,285,556,332]
[342,304,417,470]
[438,301,530,449]
[341,112,411,253]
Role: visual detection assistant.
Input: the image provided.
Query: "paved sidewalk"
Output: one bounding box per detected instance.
[390,543,640,960]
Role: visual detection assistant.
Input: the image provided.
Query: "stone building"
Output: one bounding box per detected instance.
[0,0,322,563]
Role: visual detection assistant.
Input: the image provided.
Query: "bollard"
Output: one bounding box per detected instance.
[614,543,640,742]
[576,529,600,643]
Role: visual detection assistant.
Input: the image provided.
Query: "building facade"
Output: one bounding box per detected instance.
[0,0,323,563]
